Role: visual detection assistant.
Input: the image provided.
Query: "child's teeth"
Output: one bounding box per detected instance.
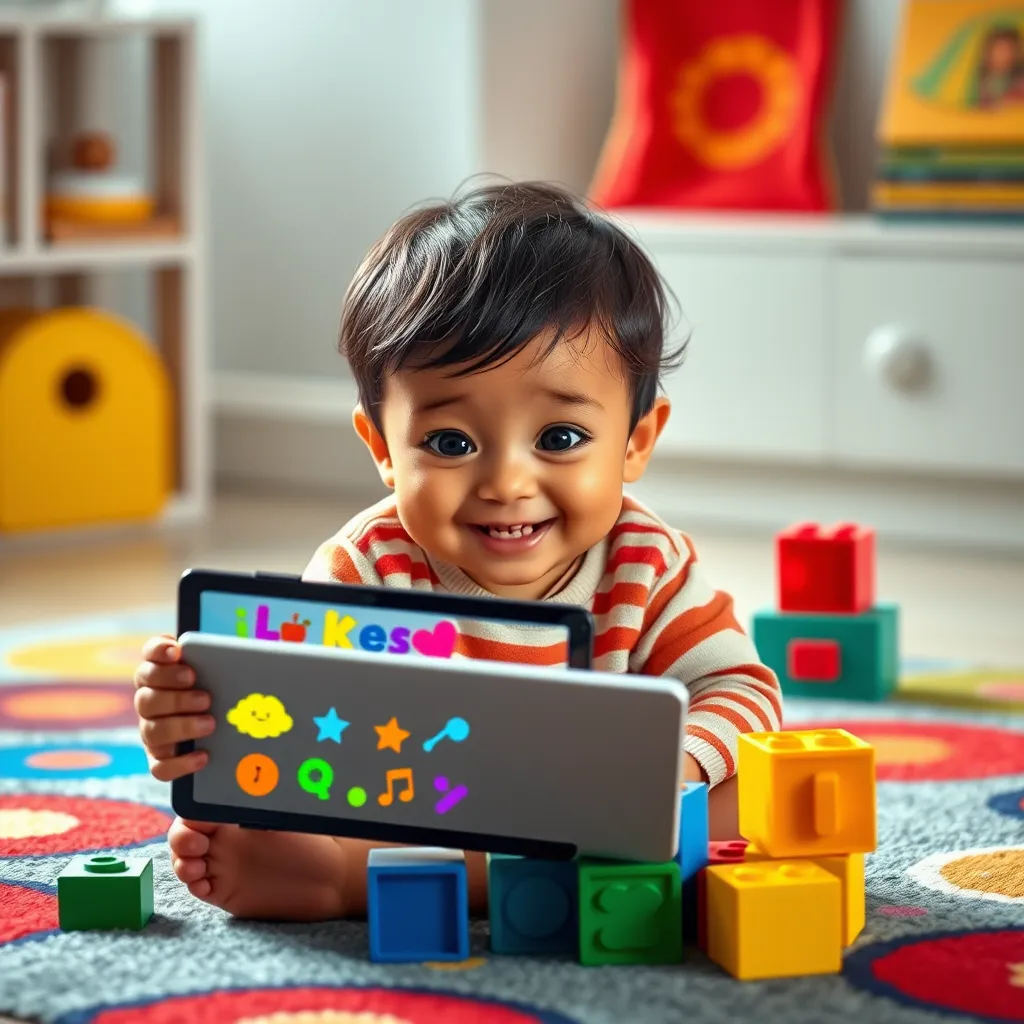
[487,523,536,538]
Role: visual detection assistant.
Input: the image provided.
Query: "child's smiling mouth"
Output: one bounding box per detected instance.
[469,518,556,553]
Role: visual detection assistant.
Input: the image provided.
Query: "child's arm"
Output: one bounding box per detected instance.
[628,544,781,789]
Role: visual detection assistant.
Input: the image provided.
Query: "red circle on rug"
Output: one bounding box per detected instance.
[60,986,580,1024]
[0,683,137,730]
[0,881,58,945]
[0,795,171,858]
[786,720,1024,781]
[844,929,1024,1023]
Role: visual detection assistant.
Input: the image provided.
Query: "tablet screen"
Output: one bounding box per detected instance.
[199,590,575,668]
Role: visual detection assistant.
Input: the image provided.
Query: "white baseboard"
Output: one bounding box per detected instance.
[214,372,1024,552]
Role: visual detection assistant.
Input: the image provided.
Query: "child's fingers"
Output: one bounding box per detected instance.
[134,660,196,691]
[140,713,214,751]
[140,634,180,664]
[135,686,210,720]
[147,748,209,783]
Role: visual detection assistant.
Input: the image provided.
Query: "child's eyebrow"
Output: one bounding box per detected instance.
[414,387,603,413]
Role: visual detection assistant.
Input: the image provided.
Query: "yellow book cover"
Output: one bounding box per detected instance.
[880,0,1024,145]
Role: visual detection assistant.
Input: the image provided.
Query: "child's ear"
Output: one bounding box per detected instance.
[623,396,670,484]
[353,404,395,489]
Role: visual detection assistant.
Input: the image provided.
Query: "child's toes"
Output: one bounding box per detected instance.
[172,855,207,885]
[168,817,212,858]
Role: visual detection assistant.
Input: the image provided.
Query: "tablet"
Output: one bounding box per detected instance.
[178,569,594,670]
[173,633,687,862]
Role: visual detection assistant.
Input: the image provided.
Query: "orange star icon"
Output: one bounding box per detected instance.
[375,716,410,753]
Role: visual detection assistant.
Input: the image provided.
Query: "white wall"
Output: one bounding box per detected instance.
[94,0,904,379]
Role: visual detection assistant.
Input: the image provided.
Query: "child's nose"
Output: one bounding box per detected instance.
[476,451,537,504]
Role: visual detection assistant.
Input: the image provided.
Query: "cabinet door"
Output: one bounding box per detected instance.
[644,250,829,460]
[832,258,1024,477]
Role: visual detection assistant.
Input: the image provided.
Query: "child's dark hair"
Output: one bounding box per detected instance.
[339,180,684,433]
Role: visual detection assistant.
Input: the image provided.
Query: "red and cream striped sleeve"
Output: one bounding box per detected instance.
[628,535,782,788]
[301,498,398,585]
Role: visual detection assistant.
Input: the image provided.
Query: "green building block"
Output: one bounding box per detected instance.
[752,603,899,702]
[57,854,154,931]
[577,859,682,966]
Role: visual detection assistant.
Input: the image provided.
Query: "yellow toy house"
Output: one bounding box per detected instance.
[0,307,172,533]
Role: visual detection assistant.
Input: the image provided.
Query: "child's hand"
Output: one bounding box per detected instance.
[133,635,213,782]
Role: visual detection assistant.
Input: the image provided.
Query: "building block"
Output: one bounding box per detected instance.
[706,861,842,980]
[578,860,682,966]
[788,638,841,681]
[737,729,876,859]
[487,854,578,955]
[676,782,709,944]
[57,854,153,931]
[367,847,469,962]
[752,604,899,701]
[745,845,865,947]
[777,522,875,613]
[697,841,749,952]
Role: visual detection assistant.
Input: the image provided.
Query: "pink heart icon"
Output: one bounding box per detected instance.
[411,620,457,658]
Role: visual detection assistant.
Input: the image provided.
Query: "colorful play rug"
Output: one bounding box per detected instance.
[1,609,1023,1024]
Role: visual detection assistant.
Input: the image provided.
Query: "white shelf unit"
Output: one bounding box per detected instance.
[0,15,208,538]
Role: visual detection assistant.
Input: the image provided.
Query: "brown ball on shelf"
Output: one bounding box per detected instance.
[71,132,116,172]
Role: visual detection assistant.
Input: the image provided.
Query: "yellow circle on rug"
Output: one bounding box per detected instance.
[939,849,1024,900]
[3,688,129,720]
[0,808,79,839]
[7,634,151,679]
[424,957,487,971]
[869,735,952,766]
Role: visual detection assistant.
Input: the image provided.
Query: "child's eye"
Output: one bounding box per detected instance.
[423,430,476,458]
[536,425,590,452]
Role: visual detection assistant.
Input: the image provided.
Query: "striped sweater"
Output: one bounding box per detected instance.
[303,495,781,787]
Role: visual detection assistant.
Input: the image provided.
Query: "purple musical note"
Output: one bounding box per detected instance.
[433,775,468,815]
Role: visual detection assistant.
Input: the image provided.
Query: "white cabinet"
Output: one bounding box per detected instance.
[831,258,1024,477]
[645,250,829,461]
[630,215,1024,483]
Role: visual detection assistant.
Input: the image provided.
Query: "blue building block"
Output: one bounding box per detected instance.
[367,847,469,962]
[676,782,709,944]
[752,604,899,702]
[487,854,578,955]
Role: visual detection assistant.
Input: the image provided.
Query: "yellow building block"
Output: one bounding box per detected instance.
[745,844,865,946]
[737,729,876,858]
[0,307,171,533]
[706,861,842,980]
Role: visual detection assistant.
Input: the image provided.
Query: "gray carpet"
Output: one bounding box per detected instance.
[2,699,1023,1024]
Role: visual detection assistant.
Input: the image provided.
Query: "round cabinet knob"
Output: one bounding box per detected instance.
[864,325,932,393]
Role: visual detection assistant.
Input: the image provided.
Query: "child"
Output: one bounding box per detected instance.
[134,181,781,922]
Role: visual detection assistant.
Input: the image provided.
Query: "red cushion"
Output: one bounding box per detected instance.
[590,0,844,212]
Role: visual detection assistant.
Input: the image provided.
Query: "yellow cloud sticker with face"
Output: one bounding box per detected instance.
[226,693,293,739]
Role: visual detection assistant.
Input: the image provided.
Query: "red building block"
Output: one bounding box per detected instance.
[777,522,875,614]
[787,638,841,681]
[697,841,748,953]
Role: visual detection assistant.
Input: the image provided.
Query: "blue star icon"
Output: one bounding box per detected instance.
[313,707,350,744]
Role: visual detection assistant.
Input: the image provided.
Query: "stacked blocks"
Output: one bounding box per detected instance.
[754,522,899,701]
[697,841,748,953]
[488,853,578,955]
[676,782,709,943]
[704,728,875,980]
[57,854,153,931]
[367,847,469,962]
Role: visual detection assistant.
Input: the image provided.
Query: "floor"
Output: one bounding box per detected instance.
[1,488,1023,665]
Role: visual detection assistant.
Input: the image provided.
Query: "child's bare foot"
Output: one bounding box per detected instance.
[168,817,349,921]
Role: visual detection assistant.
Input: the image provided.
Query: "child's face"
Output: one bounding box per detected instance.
[356,328,669,600]
[988,36,1019,73]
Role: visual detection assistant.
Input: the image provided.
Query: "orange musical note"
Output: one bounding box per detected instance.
[378,768,414,806]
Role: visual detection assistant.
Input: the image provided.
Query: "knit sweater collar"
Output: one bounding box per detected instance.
[426,536,608,608]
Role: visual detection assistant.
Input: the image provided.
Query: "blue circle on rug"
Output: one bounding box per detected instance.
[988,788,1024,821]
[0,743,147,779]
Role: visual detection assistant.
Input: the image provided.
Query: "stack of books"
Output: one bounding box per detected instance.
[876,0,1024,221]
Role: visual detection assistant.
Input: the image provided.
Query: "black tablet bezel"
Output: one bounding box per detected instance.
[171,568,594,858]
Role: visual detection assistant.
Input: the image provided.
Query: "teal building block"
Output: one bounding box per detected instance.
[752,603,899,701]
[578,860,682,966]
[57,854,154,930]
[488,854,578,955]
